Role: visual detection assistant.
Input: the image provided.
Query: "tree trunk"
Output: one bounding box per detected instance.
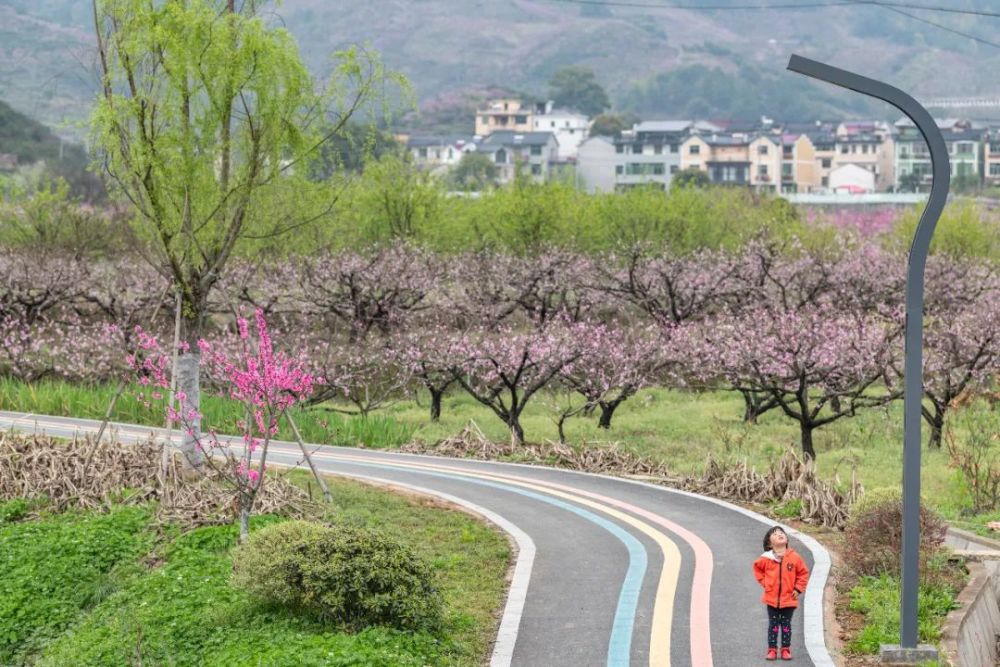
[175,353,204,468]
[598,400,620,429]
[927,405,945,450]
[508,415,525,446]
[800,421,816,460]
[429,387,444,422]
[238,502,250,543]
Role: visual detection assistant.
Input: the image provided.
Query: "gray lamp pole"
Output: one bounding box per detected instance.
[787,55,947,663]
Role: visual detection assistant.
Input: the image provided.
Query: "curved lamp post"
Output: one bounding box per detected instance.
[787,55,948,662]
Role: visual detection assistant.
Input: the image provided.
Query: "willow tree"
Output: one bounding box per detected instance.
[91,0,397,465]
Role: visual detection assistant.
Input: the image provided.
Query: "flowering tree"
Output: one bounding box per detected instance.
[298,244,441,342]
[128,309,318,542]
[560,322,666,429]
[594,245,746,326]
[452,320,584,444]
[297,334,411,418]
[679,304,899,459]
[447,249,597,327]
[390,321,462,422]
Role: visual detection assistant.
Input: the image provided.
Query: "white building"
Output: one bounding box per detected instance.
[576,136,617,192]
[407,136,477,174]
[532,108,591,160]
[828,163,875,194]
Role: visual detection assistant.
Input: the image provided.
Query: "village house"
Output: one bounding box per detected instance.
[532,106,590,160]
[406,135,477,174]
[680,131,780,190]
[477,131,559,184]
[475,99,545,137]
[894,117,984,191]
[982,125,1000,188]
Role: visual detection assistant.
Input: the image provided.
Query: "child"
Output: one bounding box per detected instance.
[752,526,810,661]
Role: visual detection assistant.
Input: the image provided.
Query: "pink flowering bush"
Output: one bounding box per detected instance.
[127,308,319,541]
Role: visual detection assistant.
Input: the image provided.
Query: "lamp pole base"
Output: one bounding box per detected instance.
[879,644,940,665]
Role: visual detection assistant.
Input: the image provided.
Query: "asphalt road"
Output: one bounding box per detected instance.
[0,411,835,667]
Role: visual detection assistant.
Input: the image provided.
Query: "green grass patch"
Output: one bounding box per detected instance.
[0,376,414,449]
[0,505,155,664]
[846,573,960,654]
[3,475,508,666]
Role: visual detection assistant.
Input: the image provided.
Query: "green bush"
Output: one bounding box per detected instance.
[231,520,443,632]
[843,487,948,577]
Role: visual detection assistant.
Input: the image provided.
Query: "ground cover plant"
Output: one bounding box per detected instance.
[0,437,509,667]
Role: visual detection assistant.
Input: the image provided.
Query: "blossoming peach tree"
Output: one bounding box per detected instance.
[127,308,319,541]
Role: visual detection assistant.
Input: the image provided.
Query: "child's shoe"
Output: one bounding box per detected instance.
[781,647,792,660]
[766,648,778,660]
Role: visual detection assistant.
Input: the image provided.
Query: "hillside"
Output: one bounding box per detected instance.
[3,0,1000,134]
[0,98,101,199]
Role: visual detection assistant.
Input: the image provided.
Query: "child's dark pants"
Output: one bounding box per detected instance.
[766,606,794,648]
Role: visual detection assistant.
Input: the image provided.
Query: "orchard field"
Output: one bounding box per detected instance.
[2,182,999,534]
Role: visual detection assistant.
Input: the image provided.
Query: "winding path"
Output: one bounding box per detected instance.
[0,411,835,667]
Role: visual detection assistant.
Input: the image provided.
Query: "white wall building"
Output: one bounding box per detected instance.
[829,163,876,194]
[532,109,591,160]
[576,136,617,192]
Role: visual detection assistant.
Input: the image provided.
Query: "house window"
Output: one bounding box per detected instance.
[689,144,700,155]
[957,142,974,154]
[418,148,427,158]
[821,158,831,169]
[821,176,829,187]
[530,145,542,156]
[783,146,793,158]
[782,163,793,178]
[531,164,542,175]
[569,129,574,135]
[991,163,1000,176]
[515,115,527,124]
[654,144,662,154]
[991,142,1000,153]
[495,149,507,164]
[616,165,624,175]
[480,116,489,125]
[840,145,849,154]
[633,143,643,154]
[670,165,679,174]
[653,163,665,175]
[616,144,624,154]
[758,144,769,155]
[758,164,768,177]
[862,144,869,154]
[670,144,678,153]
[551,121,556,128]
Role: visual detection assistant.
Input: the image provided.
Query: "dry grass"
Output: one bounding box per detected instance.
[0,432,315,529]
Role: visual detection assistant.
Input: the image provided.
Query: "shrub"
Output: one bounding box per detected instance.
[847,573,958,654]
[945,408,1000,514]
[231,520,443,632]
[843,488,948,577]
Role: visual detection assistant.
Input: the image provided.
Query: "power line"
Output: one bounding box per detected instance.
[543,0,1000,16]
[870,1,1000,19]
[880,4,1000,49]
[541,0,865,11]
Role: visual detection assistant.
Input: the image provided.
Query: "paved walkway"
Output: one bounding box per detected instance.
[0,411,835,667]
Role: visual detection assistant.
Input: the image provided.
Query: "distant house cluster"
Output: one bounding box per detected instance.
[402,98,1000,193]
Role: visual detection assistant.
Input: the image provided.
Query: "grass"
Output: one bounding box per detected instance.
[1,377,997,532]
[846,571,961,655]
[1,475,509,667]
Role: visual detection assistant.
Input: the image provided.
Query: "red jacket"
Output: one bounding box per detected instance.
[753,548,810,608]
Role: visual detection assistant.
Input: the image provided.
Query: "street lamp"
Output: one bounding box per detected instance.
[787,55,947,665]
